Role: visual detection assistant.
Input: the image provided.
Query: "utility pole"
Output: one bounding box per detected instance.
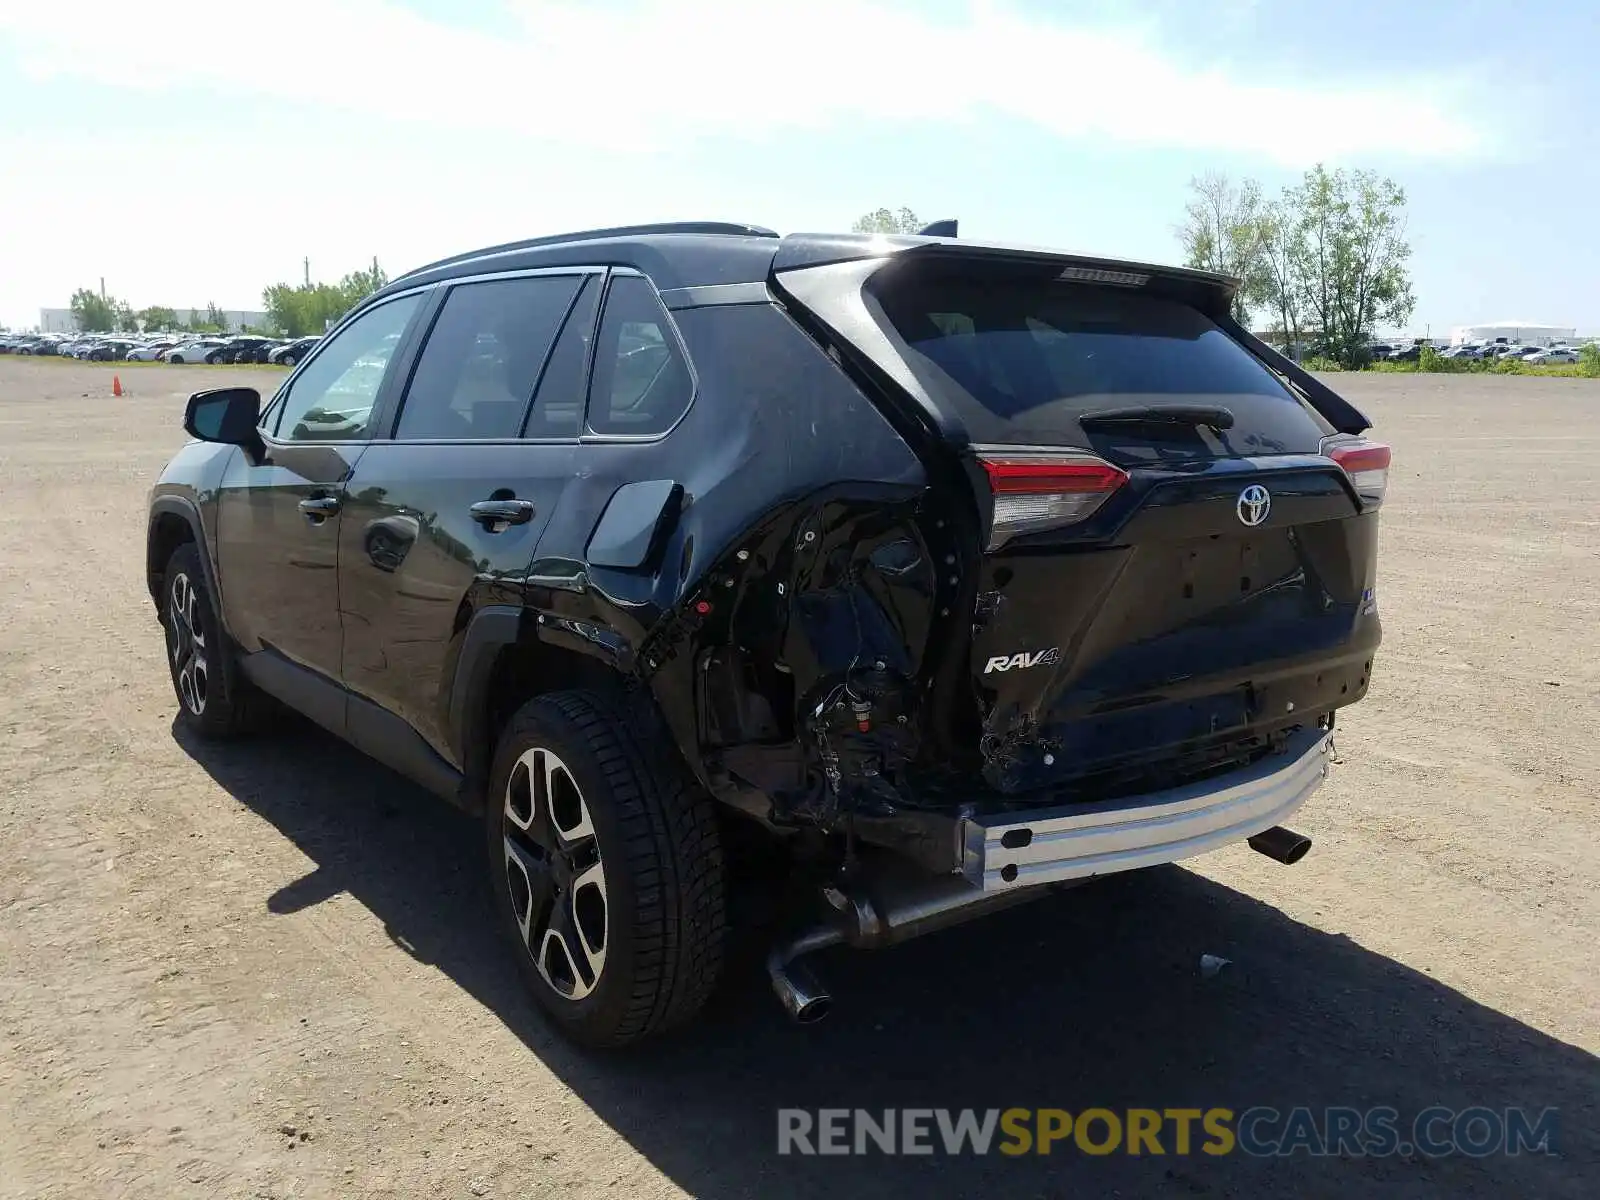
[100,277,106,301]
[304,257,310,287]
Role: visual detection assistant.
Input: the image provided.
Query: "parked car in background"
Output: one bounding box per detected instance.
[1385,344,1422,363]
[1523,347,1578,364]
[165,340,228,364]
[86,340,136,361]
[268,335,319,366]
[210,336,275,364]
[125,341,179,361]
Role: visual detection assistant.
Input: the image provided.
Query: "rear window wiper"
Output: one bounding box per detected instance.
[1078,404,1235,431]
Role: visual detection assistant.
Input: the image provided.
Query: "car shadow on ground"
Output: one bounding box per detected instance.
[175,718,1597,1199]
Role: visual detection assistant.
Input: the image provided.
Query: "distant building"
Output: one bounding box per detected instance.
[1449,322,1576,347]
[37,307,271,334]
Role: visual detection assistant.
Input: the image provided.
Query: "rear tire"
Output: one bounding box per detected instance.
[161,543,266,738]
[280,353,297,367]
[485,691,725,1048]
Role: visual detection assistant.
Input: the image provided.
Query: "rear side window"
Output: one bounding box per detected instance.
[394,275,582,440]
[523,277,599,440]
[586,275,693,437]
[875,278,1329,459]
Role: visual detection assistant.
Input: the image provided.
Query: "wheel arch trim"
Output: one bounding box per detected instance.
[147,495,226,633]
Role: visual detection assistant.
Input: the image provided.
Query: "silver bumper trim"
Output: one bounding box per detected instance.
[961,728,1332,891]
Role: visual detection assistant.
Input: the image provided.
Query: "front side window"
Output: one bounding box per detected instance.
[272,295,421,442]
[394,275,583,441]
[586,275,692,437]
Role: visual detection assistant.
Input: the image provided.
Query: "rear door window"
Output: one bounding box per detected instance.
[394,274,583,441]
[875,277,1331,460]
[586,275,693,437]
[522,276,599,439]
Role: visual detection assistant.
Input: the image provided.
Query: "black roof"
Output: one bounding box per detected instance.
[378,222,784,298]
[370,220,1240,308]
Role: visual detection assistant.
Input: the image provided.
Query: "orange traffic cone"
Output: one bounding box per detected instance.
[113,375,123,398]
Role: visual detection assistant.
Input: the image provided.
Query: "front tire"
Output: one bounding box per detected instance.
[485,691,725,1048]
[280,353,297,367]
[161,543,264,737]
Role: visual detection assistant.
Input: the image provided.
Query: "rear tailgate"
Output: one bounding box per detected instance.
[774,242,1386,796]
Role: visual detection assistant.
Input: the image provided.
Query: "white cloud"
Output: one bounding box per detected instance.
[1,0,1487,164]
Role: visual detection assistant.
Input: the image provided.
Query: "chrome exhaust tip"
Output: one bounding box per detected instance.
[767,926,844,1024]
[1247,825,1313,865]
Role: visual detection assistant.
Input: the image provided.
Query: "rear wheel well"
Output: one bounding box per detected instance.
[147,512,196,607]
[466,640,637,809]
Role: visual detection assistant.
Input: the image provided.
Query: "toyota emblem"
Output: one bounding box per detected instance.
[1237,484,1271,527]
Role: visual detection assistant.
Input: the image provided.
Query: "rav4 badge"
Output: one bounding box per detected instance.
[983,648,1062,674]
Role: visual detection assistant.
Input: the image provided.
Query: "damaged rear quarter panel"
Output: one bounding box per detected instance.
[535,300,946,812]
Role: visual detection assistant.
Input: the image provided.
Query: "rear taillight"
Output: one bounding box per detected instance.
[1326,438,1392,506]
[977,449,1127,550]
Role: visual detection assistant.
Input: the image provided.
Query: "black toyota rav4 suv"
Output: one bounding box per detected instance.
[147,221,1387,1047]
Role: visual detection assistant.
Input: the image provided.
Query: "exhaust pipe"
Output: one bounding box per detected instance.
[1248,825,1313,865]
[766,861,1056,1023]
[767,925,844,1024]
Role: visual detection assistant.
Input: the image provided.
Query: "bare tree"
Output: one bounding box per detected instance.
[1176,173,1271,324]
[1259,200,1305,355]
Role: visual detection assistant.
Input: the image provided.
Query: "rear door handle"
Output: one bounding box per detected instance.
[298,495,341,522]
[469,498,536,529]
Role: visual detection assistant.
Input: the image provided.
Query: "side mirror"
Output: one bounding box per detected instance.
[185,387,264,459]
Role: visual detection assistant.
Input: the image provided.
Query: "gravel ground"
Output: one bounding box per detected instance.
[0,359,1595,1199]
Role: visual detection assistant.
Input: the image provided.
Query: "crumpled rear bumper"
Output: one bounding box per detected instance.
[960,725,1333,891]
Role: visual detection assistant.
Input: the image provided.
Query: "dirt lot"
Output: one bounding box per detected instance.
[0,358,1596,1199]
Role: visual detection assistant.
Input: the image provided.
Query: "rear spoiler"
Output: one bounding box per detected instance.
[1217,316,1372,435]
[772,233,1373,437]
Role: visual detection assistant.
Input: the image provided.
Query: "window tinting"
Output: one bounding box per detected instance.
[586,275,692,437]
[522,277,598,440]
[273,294,421,442]
[876,278,1330,458]
[395,275,582,441]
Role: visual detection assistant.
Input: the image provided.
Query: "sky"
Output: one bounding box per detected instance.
[1,0,1596,336]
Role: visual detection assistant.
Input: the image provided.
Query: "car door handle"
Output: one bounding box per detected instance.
[298,495,342,522]
[469,499,536,529]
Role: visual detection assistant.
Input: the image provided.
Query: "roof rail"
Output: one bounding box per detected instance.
[396,222,780,281]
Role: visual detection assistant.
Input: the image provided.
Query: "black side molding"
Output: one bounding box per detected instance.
[148,495,225,628]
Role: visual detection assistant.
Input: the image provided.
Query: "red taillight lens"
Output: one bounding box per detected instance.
[1327,439,1392,506]
[977,451,1127,549]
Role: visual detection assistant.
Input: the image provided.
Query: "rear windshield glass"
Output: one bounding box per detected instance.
[873,278,1329,459]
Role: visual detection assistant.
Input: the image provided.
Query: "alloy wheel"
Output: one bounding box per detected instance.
[167,572,208,716]
[501,748,608,1000]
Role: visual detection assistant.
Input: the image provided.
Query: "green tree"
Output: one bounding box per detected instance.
[263,259,388,336]
[69,288,117,332]
[852,207,923,235]
[1282,165,1414,368]
[115,302,140,333]
[205,302,229,331]
[1176,172,1271,324]
[138,305,179,332]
